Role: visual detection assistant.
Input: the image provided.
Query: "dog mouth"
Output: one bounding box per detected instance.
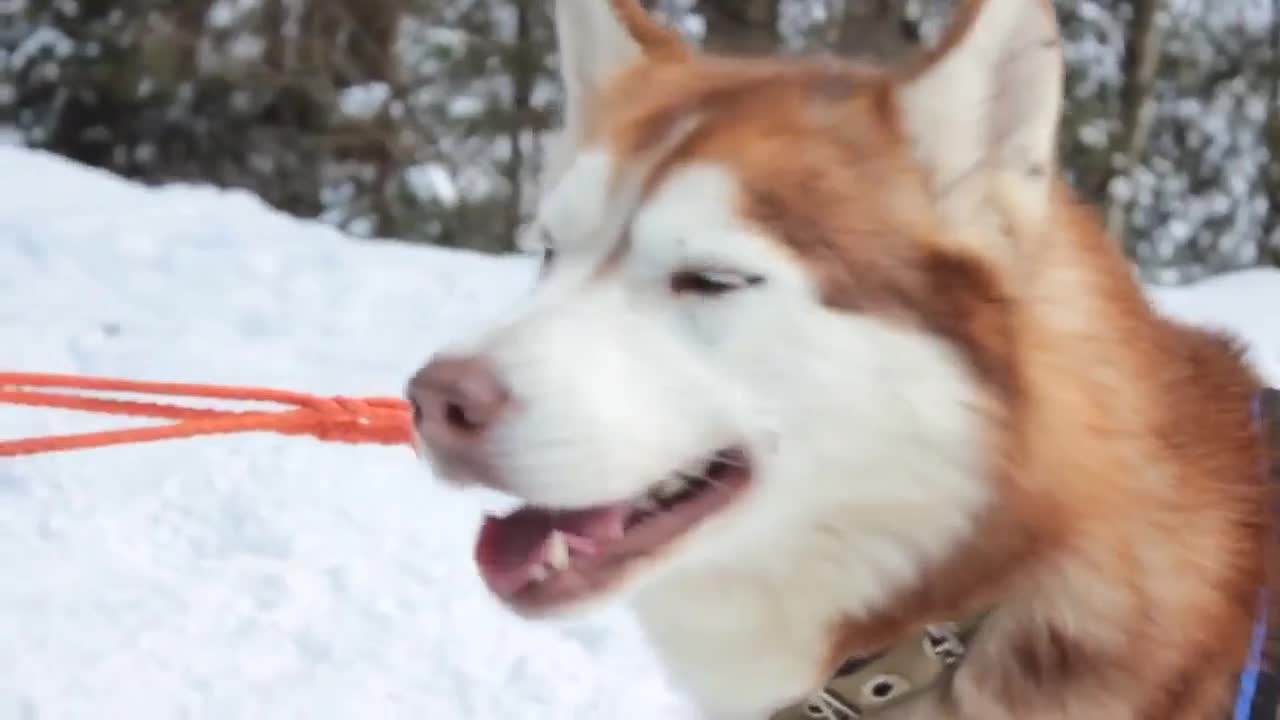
[473,447,752,614]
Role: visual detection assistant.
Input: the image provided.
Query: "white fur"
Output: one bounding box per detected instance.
[553,0,642,110]
[897,0,1063,237]
[545,0,644,184]
[428,153,994,716]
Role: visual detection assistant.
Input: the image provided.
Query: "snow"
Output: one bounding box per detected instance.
[0,147,695,720]
[1148,268,1280,383]
[0,145,1277,719]
[337,82,392,122]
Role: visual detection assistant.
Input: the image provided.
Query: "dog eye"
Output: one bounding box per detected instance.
[670,268,764,296]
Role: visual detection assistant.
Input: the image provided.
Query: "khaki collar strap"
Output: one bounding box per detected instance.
[771,614,987,720]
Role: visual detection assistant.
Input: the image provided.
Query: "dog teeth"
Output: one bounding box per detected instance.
[528,564,551,583]
[545,531,571,571]
[563,533,599,555]
[653,477,687,499]
[528,531,595,584]
[634,495,662,513]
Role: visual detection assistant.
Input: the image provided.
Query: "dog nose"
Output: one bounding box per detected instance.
[407,354,511,472]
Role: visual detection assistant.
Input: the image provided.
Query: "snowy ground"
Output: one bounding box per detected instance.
[0,146,1277,720]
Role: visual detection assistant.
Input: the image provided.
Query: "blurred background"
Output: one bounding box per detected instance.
[2,0,1277,284]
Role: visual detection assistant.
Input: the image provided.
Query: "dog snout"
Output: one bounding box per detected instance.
[407,354,511,483]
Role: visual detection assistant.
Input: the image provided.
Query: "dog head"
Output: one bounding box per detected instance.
[408,0,1062,621]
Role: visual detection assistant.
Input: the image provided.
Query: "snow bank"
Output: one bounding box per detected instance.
[0,146,1276,719]
[1148,268,1280,384]
[0,147,694,720]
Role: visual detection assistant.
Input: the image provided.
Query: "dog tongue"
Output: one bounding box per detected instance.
[475,504,628,597]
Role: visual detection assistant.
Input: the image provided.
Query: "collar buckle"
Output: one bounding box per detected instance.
[802,689,862,720]
[775,617,983,720]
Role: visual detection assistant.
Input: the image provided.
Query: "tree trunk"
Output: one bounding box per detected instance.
[1262,0,1280,267]
[505,1,537,252]
[1104,0,1167,251]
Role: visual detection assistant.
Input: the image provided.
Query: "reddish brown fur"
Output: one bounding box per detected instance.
[580,2,1272,717]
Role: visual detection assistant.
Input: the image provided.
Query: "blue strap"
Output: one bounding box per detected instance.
[1234,588,1270,720]
[1233,389,1279,720]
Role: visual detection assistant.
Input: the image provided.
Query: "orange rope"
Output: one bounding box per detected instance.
[0,372,414,457]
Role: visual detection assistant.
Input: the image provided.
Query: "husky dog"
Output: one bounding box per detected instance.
[407,1,1272,718]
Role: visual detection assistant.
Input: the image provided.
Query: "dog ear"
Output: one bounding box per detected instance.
[893,0,1064,254]
[553,0,689,147]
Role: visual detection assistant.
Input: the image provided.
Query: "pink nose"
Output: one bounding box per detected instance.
[407,354,511,484]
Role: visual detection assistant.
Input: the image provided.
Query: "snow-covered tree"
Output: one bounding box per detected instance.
[3,0,1276,284]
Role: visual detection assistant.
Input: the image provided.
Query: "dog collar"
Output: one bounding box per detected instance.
[771,614,987,720]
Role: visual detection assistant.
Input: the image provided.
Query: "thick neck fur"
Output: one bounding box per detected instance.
[953,186,1268,720]
[850,187,1268,720]
[628,182,1268,720]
